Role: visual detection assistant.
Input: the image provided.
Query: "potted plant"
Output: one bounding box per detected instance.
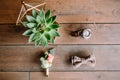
[22,9,60,48]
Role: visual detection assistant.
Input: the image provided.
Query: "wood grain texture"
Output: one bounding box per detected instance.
[45,0,120,23]
[0,25,27,45]
[0,0,21,24]
[0,24,120,45]
[1,0,120,23]
[1,0,120,79]
[30,72,120,80]
[0,45,120,71]
[0,0,44,24]
[55,24,120,44]
[0,46,53,71]
[0,72,29,80]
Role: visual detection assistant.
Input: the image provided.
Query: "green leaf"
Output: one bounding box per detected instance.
[50,36,54,43]
[32,9,38,18]
[50,29,60,37]
[26,15,36,22]
[22,29,32,36]
[35,39,41,46]
[45,27,51,31]
[36,15,41,23]
[46,16,56,25]
[54,31,60,37]
[51,16,56,23]
[40,35,48,48]
[37,23,41,28]
[49,24,60,29]
[39,9,45,23]
[49,48,55,54]
[32,27,37,33]
[26,23,36,28]
[33,33,41,43]
[45,33,51,40]
[22,21,28,27]
[46,17,52,25]
[45,10,51,20]
[48,29,59,43]
[28,33,36,43]
[40,9,45,17]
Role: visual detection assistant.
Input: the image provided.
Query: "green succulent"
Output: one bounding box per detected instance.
[22,9,60,48]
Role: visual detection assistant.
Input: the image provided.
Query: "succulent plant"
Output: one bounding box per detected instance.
[22,9,60,48]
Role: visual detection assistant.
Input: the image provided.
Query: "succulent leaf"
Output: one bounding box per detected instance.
[45,10,51,20]
[32,9,38,18]
[28,33,36,43]
[26,15,36,22]
[22,21,28,27]
[51,16,56,23]
[27,23,36,28]
[22,29,32,36]
[40,35,48,48]
[49,24,60,29]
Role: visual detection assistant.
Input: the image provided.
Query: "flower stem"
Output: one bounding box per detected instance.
[46,68,49,77]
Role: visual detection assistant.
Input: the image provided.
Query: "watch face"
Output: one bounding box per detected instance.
[82,29,91,39]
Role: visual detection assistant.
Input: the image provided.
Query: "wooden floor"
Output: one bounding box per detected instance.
[0,0,120,80]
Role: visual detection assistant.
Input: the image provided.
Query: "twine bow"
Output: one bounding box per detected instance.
[71,54,96,69]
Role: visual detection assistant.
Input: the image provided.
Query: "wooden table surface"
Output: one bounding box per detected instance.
[0,0,120,80]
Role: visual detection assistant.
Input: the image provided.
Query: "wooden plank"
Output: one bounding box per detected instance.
[0,0,21,24]
[55,24,120,44]
[0,45,120,71]
[0,46,53,71]
[0,0,44,24]
[0,25,27,45]
[0,24,57,45]
[30,72,120,80]
[0,72,29,80]
[0,24,120,45]
[56,15,120,23]
[1,0,120,23]
[45,0,120,23]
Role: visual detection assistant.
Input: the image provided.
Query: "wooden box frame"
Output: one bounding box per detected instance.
[16,1,46,25]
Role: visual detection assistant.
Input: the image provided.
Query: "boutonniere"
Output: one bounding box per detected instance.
[40,48,55,77]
